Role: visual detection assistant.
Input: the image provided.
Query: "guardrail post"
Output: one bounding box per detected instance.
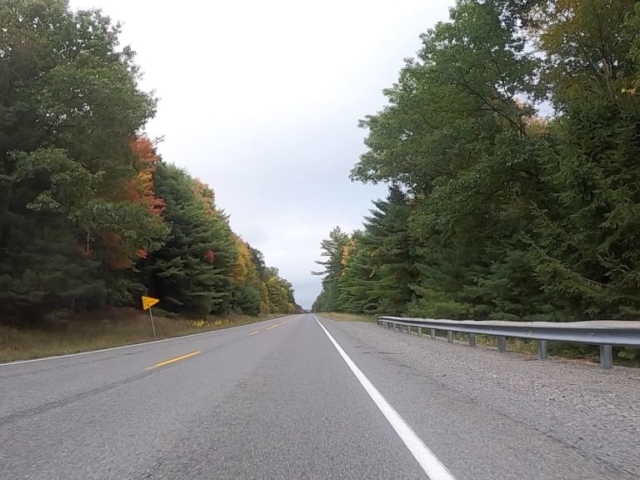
[430,329,436,339]
[599,345,613,370]
[447,331,453,343]
[418,326,423,336]
[469,334,476,347]
[537,340,548,360]
[497,336,507,353]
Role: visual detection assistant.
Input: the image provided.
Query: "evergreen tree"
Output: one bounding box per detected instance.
[146,163,234,316]
[312,227,350,311]
[314,186,416,315]
[528,0,640,318]
[364,186,415,315]
[337,233,379,314]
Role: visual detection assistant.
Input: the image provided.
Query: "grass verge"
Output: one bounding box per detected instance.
[0,308,286,364]
[318,312,378,323]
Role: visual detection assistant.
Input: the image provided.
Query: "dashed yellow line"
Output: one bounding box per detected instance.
[251,317,298,335]
[144,350,201,370]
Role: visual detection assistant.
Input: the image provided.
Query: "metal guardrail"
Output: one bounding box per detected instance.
[378,316,640,369]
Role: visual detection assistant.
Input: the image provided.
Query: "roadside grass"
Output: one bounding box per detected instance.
[0,308,285,363]
[318,312,378,323]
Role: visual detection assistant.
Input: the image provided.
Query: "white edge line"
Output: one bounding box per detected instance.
[313,314,456,480]
[0,314,300,368]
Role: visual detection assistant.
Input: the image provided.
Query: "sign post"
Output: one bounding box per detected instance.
[141,295,160,338]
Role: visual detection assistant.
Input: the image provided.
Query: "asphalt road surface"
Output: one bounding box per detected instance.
[1,314,639,479]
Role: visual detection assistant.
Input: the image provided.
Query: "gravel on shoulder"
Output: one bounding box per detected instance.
[322,318,640,480]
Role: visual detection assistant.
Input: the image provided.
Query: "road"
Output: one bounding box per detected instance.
[1,314,639,479]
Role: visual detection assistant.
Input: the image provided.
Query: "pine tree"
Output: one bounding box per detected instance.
[314,187,416,315]
[312,227,350,311]
[337,233,379,313]
[362,186,415,315]
[147,163,234,316]
[529,0,640,318]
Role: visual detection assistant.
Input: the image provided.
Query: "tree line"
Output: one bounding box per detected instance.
[0,0,300,323]
[313,0,640,322]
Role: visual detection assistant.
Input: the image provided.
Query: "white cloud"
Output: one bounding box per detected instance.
[70,0,455,307]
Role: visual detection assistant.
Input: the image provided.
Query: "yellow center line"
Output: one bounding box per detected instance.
[249,331,259,336]
[144,350,201,371]
[266,318,299,330]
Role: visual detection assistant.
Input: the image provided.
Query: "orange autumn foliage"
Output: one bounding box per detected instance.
[126,136,165,217]
[190,178,216,216]
[98,136,165,269]
[99,233,135,269]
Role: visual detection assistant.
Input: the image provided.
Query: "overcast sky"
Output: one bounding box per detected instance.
[70,0,455,308]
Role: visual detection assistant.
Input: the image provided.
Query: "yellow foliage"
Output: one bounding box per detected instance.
[524,116,549,135]
[230,235,251,285]
[341,241,354,267]
[189,318,207,328]
[621,83,637,95]
[189,318,232,329]
[258,282,270,315]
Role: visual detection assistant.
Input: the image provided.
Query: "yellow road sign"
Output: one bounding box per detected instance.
[141,295,160,311]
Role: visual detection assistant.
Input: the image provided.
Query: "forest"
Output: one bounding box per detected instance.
[313,0,640,322]
[0,0,300,325]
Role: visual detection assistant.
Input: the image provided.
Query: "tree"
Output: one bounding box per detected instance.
[363,186,415,315]
[527,0,640,318]
[145,163,234,316]
[348,0,546,319]
[312,227,350,312]
[337,233,379,314]
[229,236,275,315]
[0,0,299,324]
[314,187,416,315]
[0,0,163,319]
